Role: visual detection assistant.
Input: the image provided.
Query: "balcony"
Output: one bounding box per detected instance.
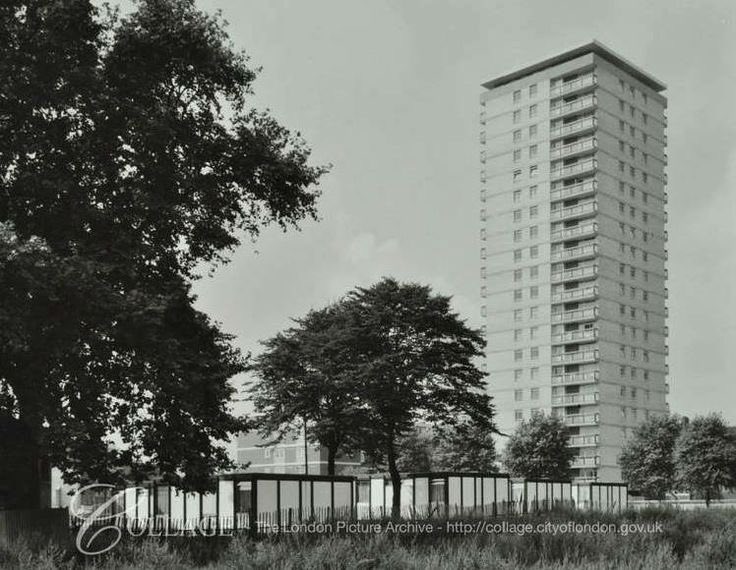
[552,371,599,386]
[666,382,670,394]
[550,159,597,181]
[563,413,599,426]
[550,116,596,139]
[550,201,597,222]
[568,434,599,447]
[551,286,598,304]
[551,307,598,325]
[571,456,600,468]
[551,221,597,242]
[551,348,599,365]
[553,392,599,405]
[550,137,597,160]
[551,264,598,283]
[550,179,596,201]
[550,74,597,97]
[480,111,486,125]
[551,243,597,263]
[551,326,598,344]
[550,95,597,118]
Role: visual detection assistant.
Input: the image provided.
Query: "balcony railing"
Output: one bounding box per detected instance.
[550,116,597,139]
[550,74,597,97]
[551,348,599,365]
[550,137,597,160]
[551,264,598,283]
[571,456,600,468]
[551,221,597,242]
[563,413,599,426]
[550,201,597,221]
[551,307,598,324]
[551,326,598,343]
[552,371,599,386]
[551,286,598,304]
[550,159,597,181]
[550,179,596,201]
[551,243,597,263]
[568,434,599,447]
[550,95,597,118]
[553,392,599,405]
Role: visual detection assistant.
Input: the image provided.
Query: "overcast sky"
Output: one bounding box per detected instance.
[115,0,736,423]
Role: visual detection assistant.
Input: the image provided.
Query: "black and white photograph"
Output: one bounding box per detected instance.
[1,0,736,568]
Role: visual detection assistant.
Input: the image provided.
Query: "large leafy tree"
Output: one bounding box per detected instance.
[344,278,495,517]
[248,304,366,475]
[503,414,574,480]
[619,415,683,499]
[675,414,736,507]
[0,0,326,507]
[434,420,498,472]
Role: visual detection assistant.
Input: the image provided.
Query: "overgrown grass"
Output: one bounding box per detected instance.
[2,507,735,569]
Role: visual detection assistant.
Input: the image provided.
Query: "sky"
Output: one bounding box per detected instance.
[114,0,736,423]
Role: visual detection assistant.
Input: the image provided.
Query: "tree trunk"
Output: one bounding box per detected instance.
[327,446,337,476]
[0,415,44,510]
[386,442,401,520]
[705,488,711,508]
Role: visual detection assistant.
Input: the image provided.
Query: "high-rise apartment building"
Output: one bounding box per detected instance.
[479,42,669,482]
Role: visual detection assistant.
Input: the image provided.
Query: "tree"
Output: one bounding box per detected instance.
[0,0,326,507]
[394,428,434,473]
[434,420,498,472]
[344,278,495,517]
[619,415,683,499]
[248,305,365,475]
[675,414,736,507]
[503,414,574,480]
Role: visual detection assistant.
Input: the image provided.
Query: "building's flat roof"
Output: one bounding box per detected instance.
[482,40,666,92]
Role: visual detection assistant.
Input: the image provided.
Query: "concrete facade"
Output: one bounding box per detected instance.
[479,42,669,482]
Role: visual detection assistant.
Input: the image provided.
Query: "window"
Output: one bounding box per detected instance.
[480,247,487,259]
[620,385,626,397]
[619,140,625,152]
[643,172,649,183]
[642,113,648,124]
[643,212,649,223]
[529,306,538,319]
[630,125,635,137]
[481,209,487,221]
[513,129,522,142]
[630,286,636,298]
[631,347,637,359]
[529,185,538,199]
[513,229,522,242]
[619,181,625,194]
[513,89,521,103]
[620,345,626,357]
[529,165,538,177]
[513,149,521,162]
[481,285,487,297]
[513,110,521,123]
[529,225,538,239]
[514,309,523,322]
[529,124,537,137]
[630,166,636,178]
[643,290,649,302]
[620,366,626,378]
[619,119,625,132]
[643,153,648,165]
[531,387,540,400]
[480,228,487,240]
[629,104,635,117]
[514,369,523,381]
[630,206,636,218]
[619,222,626,235]
[619,263,625,275]
[530,245,538,258]
[514,249,522,262]
[630,145,636,159]
[630,267,636,278]
[643,251,648,262]
[514,389,523,401]
[630,85,635,98]
[529,84,537,97]
[513,209,522,222]
[514,289,522,301]
[643,93,648,105]
[529,104,537,118]
[513,169,522,182]
[643,133,648,144]
[619,161,625,173]
[514,329,522,341]
[630,307,636,318]
[513,189,522,202]
[515,410,523,422]
[514,350,523,362]
[620,304,626,315]
[529,144,538,159]
[480,305,487,317]
[619,99,625,112]
[529,265,538,279]
[514,269,522,282]
[529,326,538,339]
[619,79,625,91]
[529,205,538,218]
[530,285,539,299]
[530,367,539,380]
[619,283,626,295]
[481,266,487,278]
[530,347,539,360]
[619,201,625,213]
[642,192,648,204]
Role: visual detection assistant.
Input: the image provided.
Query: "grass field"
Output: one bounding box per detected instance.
[2,507,735,569]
